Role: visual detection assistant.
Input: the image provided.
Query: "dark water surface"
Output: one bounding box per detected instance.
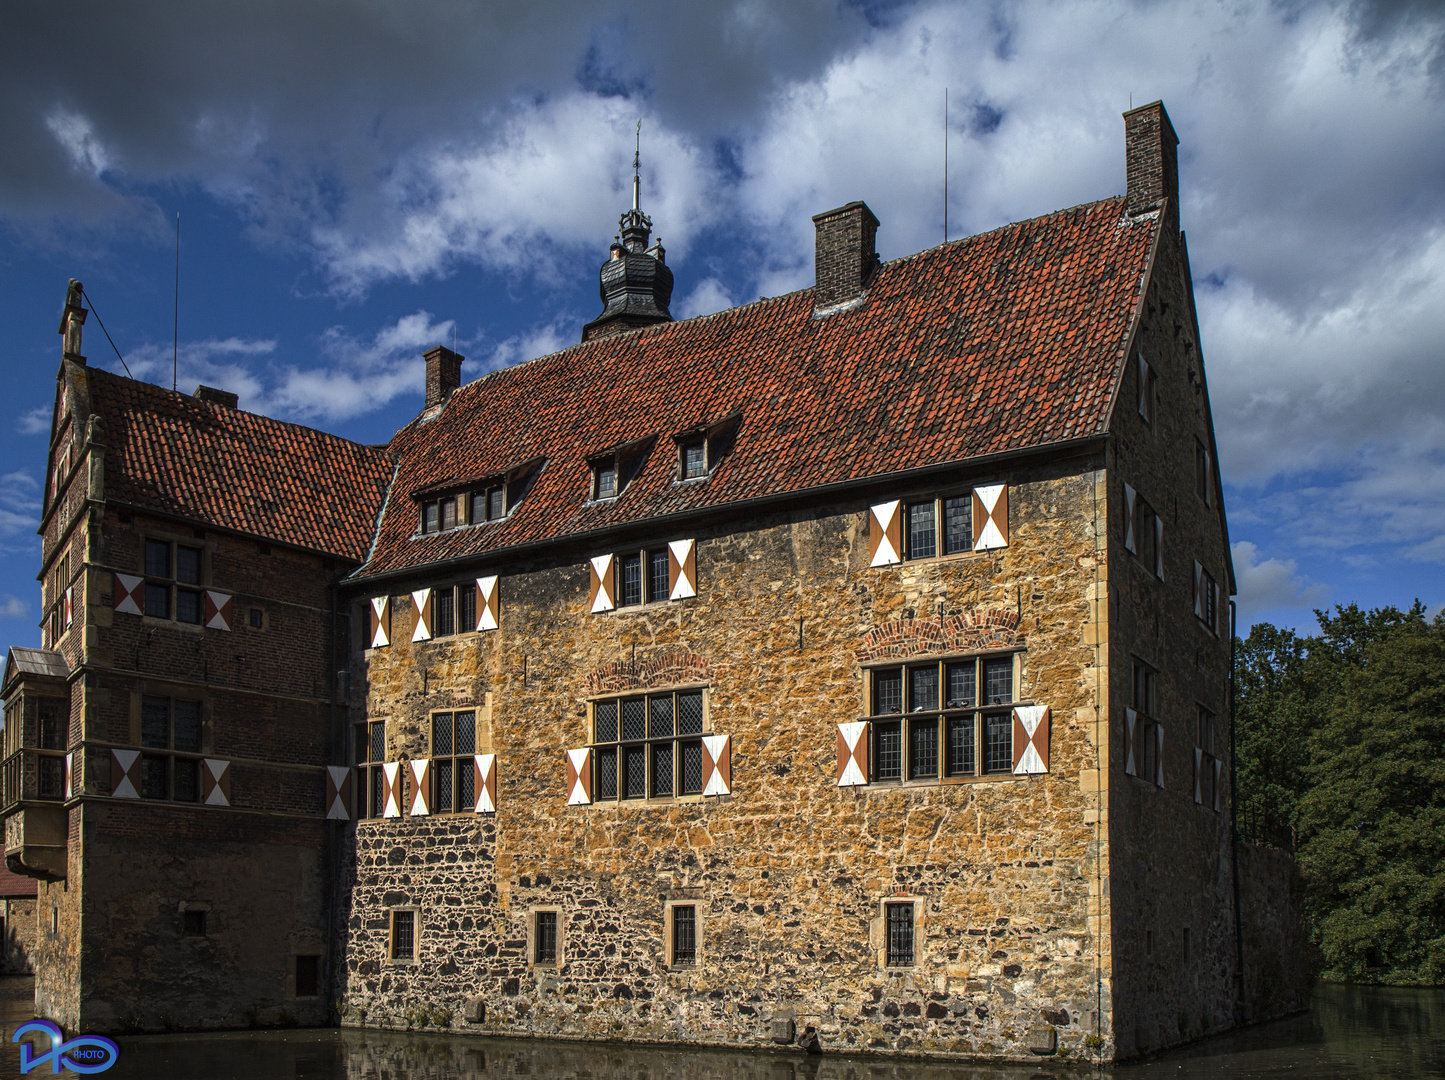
[2,978,1441,1078]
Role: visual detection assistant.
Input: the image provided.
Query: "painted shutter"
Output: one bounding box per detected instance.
[1124,709,1137,777]
[1193,748,1203,804]
[1154,517,1164,579]
[1138,353,1151,420]
[111,748,141,798]
[411,589,433,641]
[1213,758,1223,813]
[566,748,592,805]
[836,721,869,787]
[63,586,73,628]
[1211,578,1221,635]
[475,754,496,813]
[1193,562,1204,619]
[114,573,143,616]
[1123,483,1137,553]
[65,751,74,799]
[326,766,353,820]
[381,762,402,818]
[1155,725,1165,788]
[204,591,233,631]
[589,555,615,613]
[476,576,499,631]
[1011,705,1050,775]
[868,502,902,566]
[408,759,430,815]
[701,734,731,796]
[203,759,231,806]
[370,596,390,647]
[668,539,697,600]
[973,485,1009,550]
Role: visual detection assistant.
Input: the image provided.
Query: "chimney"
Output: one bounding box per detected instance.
[194,385,238,409]
[423,346,464,409]
[812,201,879,312]
[1124,100,1180,234]
[58,279,87,365]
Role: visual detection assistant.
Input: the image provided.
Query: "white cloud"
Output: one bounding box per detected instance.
[115,338,275,410]
[1232,541,1331,621]
[676,277,737,319]
[15,406,50,435]
[44,108,112,177]
[0,472,40,537]
[0,594,30,620]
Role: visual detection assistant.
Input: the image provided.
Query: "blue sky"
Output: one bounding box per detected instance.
[2,0,1443,643]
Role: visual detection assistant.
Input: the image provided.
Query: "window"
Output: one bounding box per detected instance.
[429,583,476,637]
[389,909,416,962]
[295,955,321,997]
[420,499,444,534]
[1195,439,1212,506]
[1127,488,1162,580]
[1195,562,1220,635]
[248,607,263,629]
[885,902,915,966]
[867,655,1017,782]
[590,689,706,801]
[142,539,203,623]
[594,462,618,500]
[589,438,654,502]
[1128,662,1162,788]
[138,696,202,802]
[904,495,974,559]
[429,710,477,813]
[48,552,70,645]
[1137,352,1156,423]
[1182,927,1192,963]
[471,481,507,523]
[681,440,707,480]
[36,697,67,799]
[1196,707,1219,811]
[670,904,697,967]
[614,548,672,607]
[533,910,558,965]
[182,910,207,937]
[356,719,387,818]
[671,414,737,483]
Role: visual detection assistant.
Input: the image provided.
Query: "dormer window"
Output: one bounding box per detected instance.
[412,457,543,538]
[681,441,706,480]
[422,501,440,534]
[672,412,739,484]
[587,437,655,504]
[595,463,619,500]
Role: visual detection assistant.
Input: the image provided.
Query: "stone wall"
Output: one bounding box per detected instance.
[1237,841,1314,1021]
[2,898,37,974]
[338,456,1116,1062]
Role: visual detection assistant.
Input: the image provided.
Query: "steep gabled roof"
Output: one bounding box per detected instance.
[88,369,394,562]
[357,196,1158,581]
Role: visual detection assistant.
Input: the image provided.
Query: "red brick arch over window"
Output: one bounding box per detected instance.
[586,651,714,695]
[855,611,1024,663]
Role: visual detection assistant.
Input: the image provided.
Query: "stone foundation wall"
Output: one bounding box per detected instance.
[1238,841,1314,1021]
[2,898,37,974]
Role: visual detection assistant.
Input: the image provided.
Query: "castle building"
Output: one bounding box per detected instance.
[2,102,1309,1061]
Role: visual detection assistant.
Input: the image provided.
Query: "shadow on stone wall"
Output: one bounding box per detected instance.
[1238,841,1317,1022]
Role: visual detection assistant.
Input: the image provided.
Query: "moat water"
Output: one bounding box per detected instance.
[1,978,1441,1078]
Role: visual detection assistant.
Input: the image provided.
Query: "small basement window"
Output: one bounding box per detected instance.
[183,910,207,937]
[885,901,915,966]
[295,955,321,997]
[671,904,697,967]
[534,910,557,965]
[390,909,415,961]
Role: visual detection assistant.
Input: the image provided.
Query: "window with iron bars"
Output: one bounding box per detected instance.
[670,904,697,966]
[867,655,1017,783]
[389,909,415,961]
[885,901,915,966]
[591,689,707,801]
[429,709,477,813]
[533,909,558,965]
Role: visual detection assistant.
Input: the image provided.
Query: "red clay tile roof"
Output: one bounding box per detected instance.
[0,866,37,898]
[89,369,394,562]
[357,197,1157,580]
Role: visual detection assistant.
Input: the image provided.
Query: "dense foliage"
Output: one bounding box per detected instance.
[1234,603,1445,985]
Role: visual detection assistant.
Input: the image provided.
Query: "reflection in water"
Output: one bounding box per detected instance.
[1,978,1442,1079]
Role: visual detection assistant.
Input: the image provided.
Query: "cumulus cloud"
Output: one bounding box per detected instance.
[1232,541,1331,623]
[15,406,50,436]
[676,277,737,319]
[0,472,40,537]
[0,594,31,620]
[115,338,275,410]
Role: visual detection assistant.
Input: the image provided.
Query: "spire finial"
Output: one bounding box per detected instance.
[632,119,641,211]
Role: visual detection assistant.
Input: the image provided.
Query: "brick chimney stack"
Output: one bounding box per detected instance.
[59,278,87,365]
[423,346,464,410]
[1124,101,1180,236]
[812,201,879,313]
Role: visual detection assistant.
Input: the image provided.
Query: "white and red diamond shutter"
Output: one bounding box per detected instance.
[370,596,390,647]
[63,586,72,628]
[476,576,498,631]
[1193,562,1204,619]
[1154,517,1164,579]
[1193,747,1203,804]
[65,751,73,799]
[668,539,697,599]
[203,759,231,806]
[1124,483,1138,554]
[381,762,402,817]
[411,589,433,641]
[1155,725,1165,788]
[973,485,1009,550]
[566,748,592,805]
[204,591,233,631]
[114,573,143,616]
[868,502,902,566]
[111,748,140,798]
[474,754,496,813]
[836,721,869,786]
[1124,709,1137,777]
[701,735,731,796]
[326,766,353,820]
[1213,758,1223,812]
[1011,705,1050,774]
[589,554,615,612]
[408,759,430,815]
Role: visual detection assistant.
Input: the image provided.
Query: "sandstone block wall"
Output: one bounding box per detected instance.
[338,457,1116,1061]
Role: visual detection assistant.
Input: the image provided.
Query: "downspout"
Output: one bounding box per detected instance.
[1229,599,1246,1022]
[321,578,339,1024]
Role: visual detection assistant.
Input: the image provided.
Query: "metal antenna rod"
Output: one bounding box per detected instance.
[944,89,948,244]
[633,120,641,211]
[173,212,180,392]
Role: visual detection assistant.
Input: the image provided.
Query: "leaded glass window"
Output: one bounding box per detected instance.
[590,689,710,802]
[868,655,1018,781]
